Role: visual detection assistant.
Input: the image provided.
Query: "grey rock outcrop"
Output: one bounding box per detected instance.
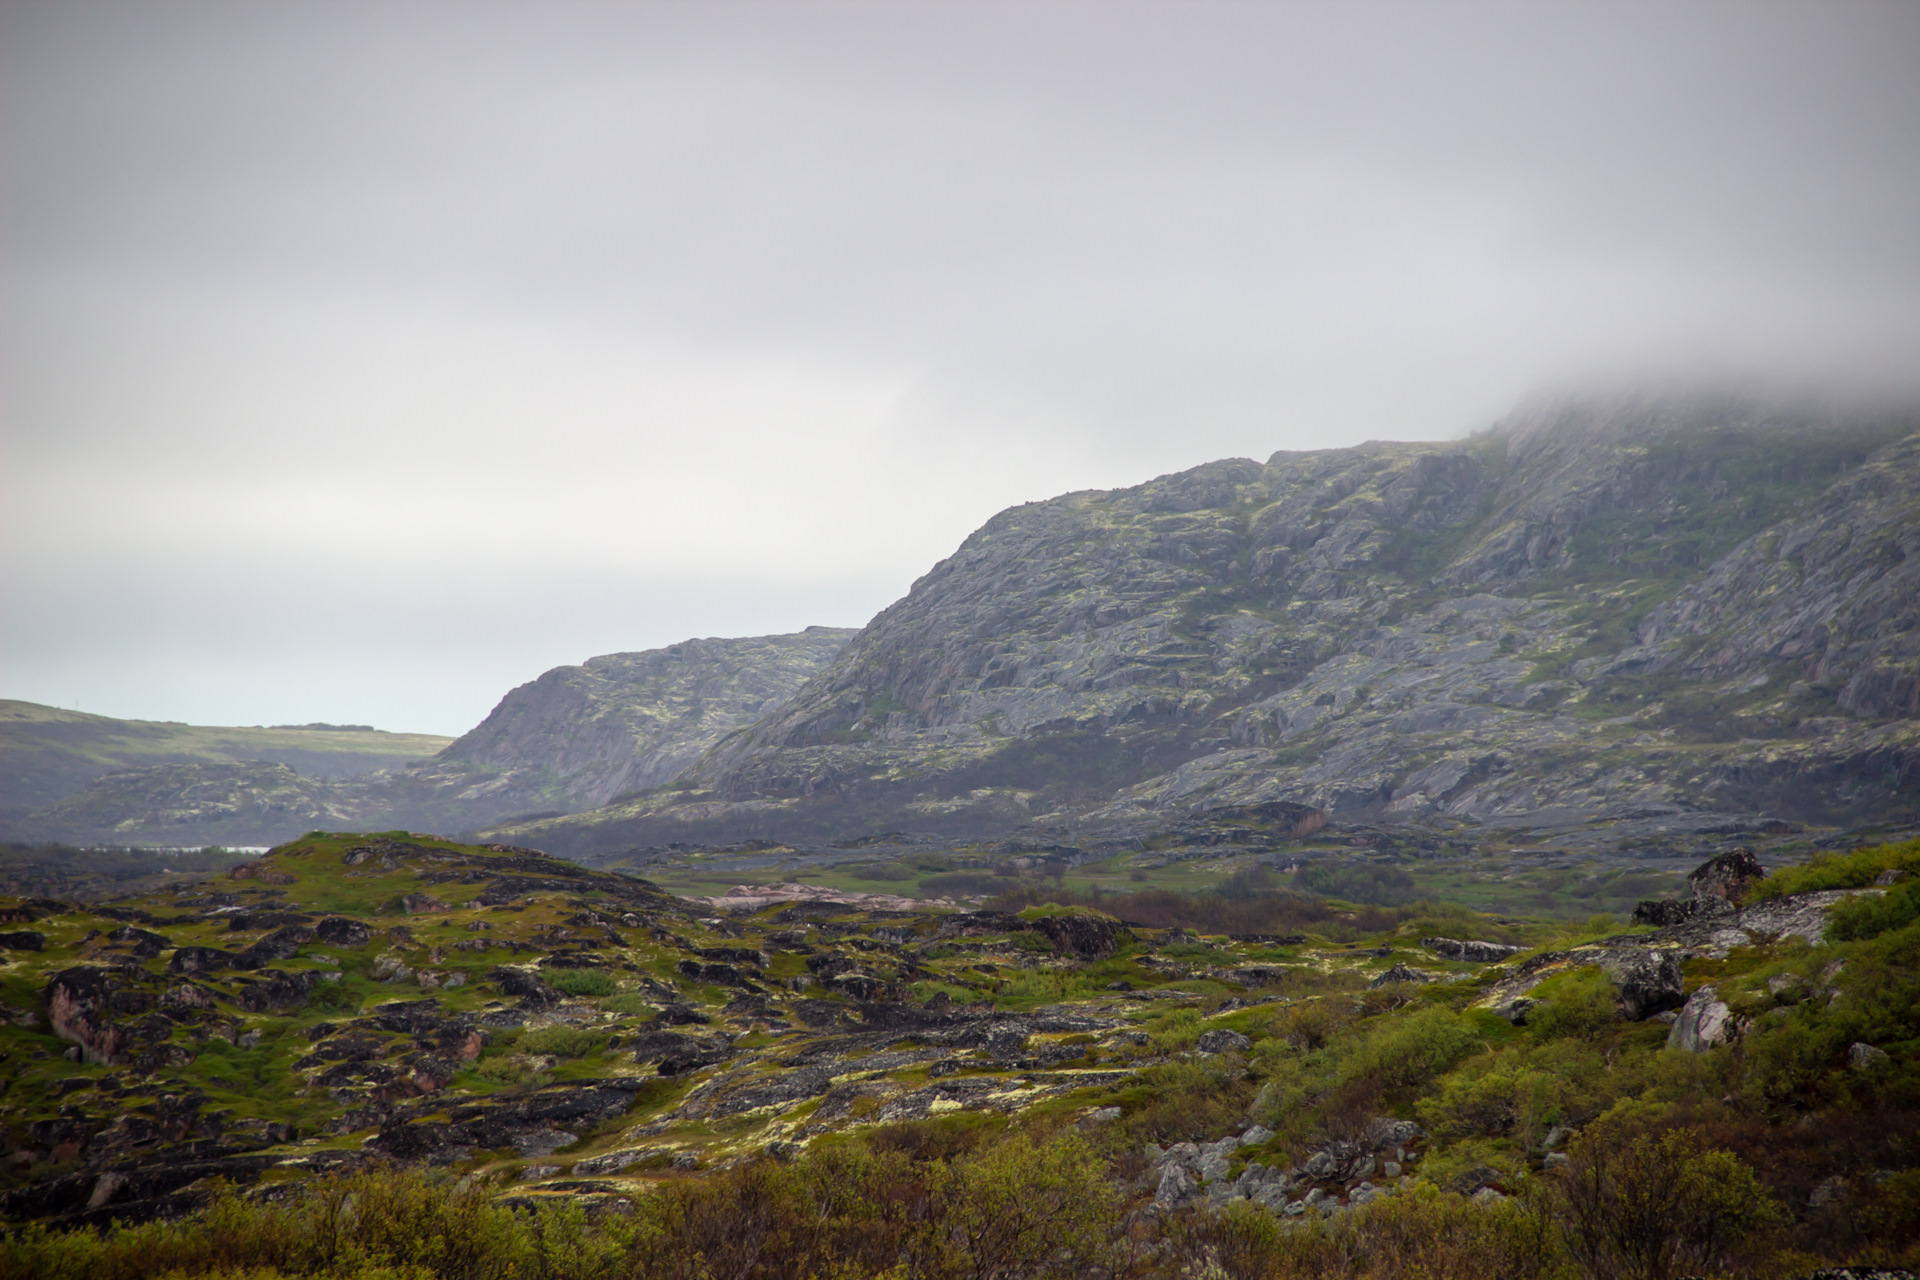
[1195,1028,1252,1053]
[1421,937,1523,963]
[1668,986,1732,1052]
[503,392,1920,855]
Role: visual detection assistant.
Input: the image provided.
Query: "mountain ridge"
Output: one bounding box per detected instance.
[13,391,1918,853]
[494,391,1920,856]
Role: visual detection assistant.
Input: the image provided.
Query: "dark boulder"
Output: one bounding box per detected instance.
[1196,1028,1253,1053]
[1369,963,1436,988]
[236,925,314,968]
[631,1030,733,1075]
[230,969,314,1013]
[1632,898,1714,927]
[1634,848,1767,926]
[705,1065,834,1118]
[1029,913,1133,959]
[696,946,770,968]
[1601,951,1686,1021]
[315,917,372,947]
[1689,847,1766,904]
[490,965,561,1005]
[677,960,760,989]
[44,967,168,1066]
[107,926,170,958]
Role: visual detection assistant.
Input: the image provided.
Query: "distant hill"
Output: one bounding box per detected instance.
[0,701,451,831]
[10,628,855,846]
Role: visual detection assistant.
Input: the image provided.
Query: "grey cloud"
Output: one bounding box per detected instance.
[3,1,1917,731]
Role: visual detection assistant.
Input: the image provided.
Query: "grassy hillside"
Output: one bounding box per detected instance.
[0,830,1915,1275]
[0,701,452,828]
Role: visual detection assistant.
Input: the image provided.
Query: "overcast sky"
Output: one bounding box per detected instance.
[4,1,1918,736]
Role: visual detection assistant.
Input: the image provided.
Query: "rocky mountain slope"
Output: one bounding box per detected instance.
[503,393,1920,857]
[0,703,451,832]
[14,631,853,848]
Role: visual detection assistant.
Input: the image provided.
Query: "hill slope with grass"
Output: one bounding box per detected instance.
[0,702,451,833]
[13,630,854,847]
[1,831,1918,1275]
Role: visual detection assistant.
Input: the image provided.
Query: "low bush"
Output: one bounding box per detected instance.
[546,969,618,998]
[1747,838,1920,902]
[1829,874,1920,941]
[516,1025,600,1058]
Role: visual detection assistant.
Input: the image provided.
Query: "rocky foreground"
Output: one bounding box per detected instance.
[1,830,1910,1260]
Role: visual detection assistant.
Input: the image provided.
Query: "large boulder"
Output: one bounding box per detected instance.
[1601,950,1687,1021]
[630,1029,733,1075]
[1028,913,1133,959]
[236,926,314,968]
[1636,849,1767,924]
[1689,848,1767,904]
[1196,1028,1253,1054]
[1667,986,1732,1052]
[315,918,372,947]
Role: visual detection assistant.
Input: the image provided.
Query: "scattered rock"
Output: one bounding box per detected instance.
[1195,1028,1251,1054]
[1667,987,1732,1052]
[1849,1042,1890,1072]
[1369,963,1436,988]
[1603,950,1686,1021]
[1420,937,1523,962]
[315,918,372,947]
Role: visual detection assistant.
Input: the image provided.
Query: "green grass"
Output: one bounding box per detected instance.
[1748,839,1920,901]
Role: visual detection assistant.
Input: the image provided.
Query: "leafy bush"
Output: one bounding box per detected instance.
[475,1056,544,1086]
[547,969,618,998]
[598,992,656,1016]
[1525,967,1621,1040]
[517,1025,600,1058]
[1830,875,1920,942]
[1553,1110,1783,1279]
[1747,839,1920,902]
[1293,859,1419,907]
[1341,1005,1483,1094]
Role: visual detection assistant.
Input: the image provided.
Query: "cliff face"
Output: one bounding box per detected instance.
[435,628,859,807]
[506,393,1919,854]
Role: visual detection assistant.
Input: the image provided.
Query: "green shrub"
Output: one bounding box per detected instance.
[1552,1109,1783,1279]
[517,1025,600,1058]
[1747,839,1920,902]
[475,1057,543,1085]
[547,969,618,998]
[1341,1005,1482,1093]
[598,992,656,1016]
[1830,876,1920,942]
[1525,966,1620,1040]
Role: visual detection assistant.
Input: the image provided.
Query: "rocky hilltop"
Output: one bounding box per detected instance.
[17,630,853,847]
[503,393,1920,856]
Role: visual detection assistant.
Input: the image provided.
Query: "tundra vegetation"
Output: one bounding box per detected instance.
[0,831,1915,1278]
